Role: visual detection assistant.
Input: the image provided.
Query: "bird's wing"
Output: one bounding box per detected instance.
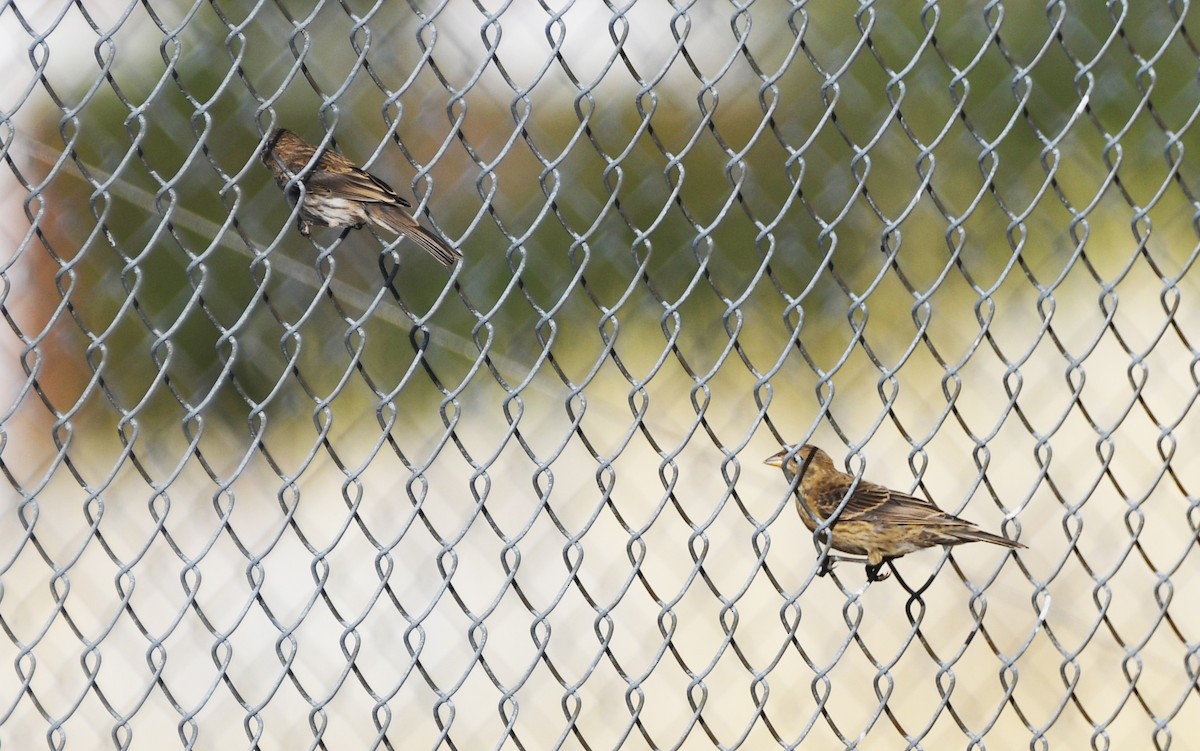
[866,488,967,526]
[815,480,943,523]
[810,479,883,519]
[310,153,413,208]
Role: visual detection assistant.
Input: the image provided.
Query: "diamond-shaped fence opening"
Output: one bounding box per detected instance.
[2,1,1199,749]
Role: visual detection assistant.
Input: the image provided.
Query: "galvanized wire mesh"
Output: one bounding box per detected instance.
[2,0,1200,748]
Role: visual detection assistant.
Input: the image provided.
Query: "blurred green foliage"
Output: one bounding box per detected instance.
[10,0,1197,465]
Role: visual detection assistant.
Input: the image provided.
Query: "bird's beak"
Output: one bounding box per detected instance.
[763,450,787,468]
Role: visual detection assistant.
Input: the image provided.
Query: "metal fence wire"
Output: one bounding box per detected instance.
[3,1,1200,748]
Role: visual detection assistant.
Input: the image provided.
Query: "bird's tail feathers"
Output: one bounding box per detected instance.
[366,204,461,267]
[403,224,461,268]
[956,526,1025,549]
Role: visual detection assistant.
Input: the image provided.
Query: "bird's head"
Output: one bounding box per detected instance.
[260,128,311,176]
[764,444,833,480]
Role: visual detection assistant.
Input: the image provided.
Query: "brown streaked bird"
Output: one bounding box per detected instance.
[260,128,460,267]
[765,445,1024,581]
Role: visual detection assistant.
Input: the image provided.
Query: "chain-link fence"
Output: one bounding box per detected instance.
[3,1,1200,748]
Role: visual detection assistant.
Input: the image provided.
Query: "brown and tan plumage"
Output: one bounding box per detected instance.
[765,445,1024,581]
[260,128,460,267]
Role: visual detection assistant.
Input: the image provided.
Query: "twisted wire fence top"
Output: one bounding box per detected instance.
[2,1,1199,749]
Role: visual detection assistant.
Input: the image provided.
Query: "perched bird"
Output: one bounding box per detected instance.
[765,445,1024,581]
[260,128,460,267]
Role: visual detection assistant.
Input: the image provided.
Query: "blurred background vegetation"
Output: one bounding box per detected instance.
[7,1,1198,458]
[3,1,1200,748]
